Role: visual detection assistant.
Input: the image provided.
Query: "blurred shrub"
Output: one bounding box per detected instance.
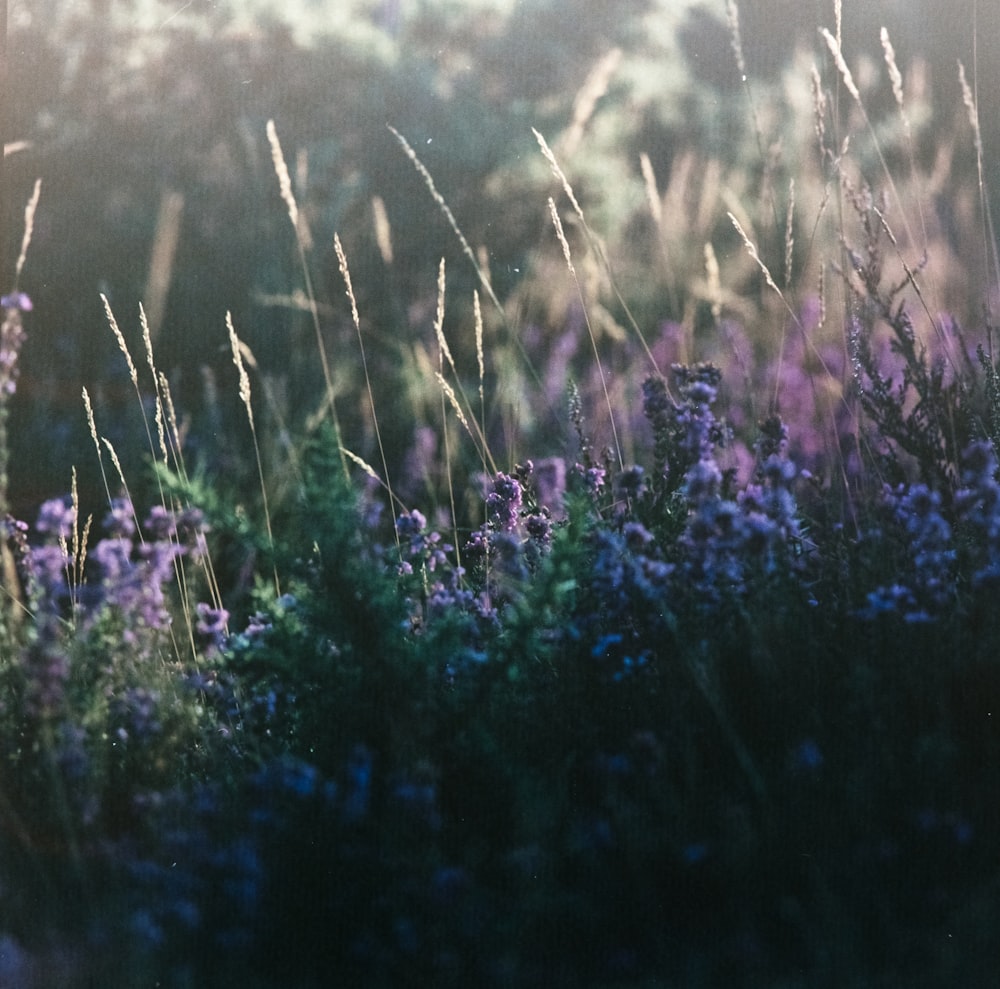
[4,0,999,524]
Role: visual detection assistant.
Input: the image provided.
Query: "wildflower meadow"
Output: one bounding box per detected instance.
[1,0,999,985]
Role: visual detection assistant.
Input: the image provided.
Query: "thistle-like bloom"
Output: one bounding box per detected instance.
[486,473,523,531]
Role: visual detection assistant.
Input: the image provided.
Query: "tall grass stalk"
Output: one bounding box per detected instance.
[0,181,40,640]
[228,311,280,598]
[82,386,112,507]
[266,119,347,479]
[532,127,663,382]
[334,233,398,539]
[548,196,622,470]
[431,260,464,567]
[102,296,171,512]
[429,260,496,475]
[389,125,560,450]
[387,125,503,319]
[958,58,999,338]
[12,178,40,290]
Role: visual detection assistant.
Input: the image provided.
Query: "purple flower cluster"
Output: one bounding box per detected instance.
[0,295,29,398]
[396,508,451,575]
[470,465,559,599]
[859,441,1000,619]
[21,496,211,647]
[590,525,673,618]
[675,384,802,598]
[954,440,1000,587]
[862,483,954,621]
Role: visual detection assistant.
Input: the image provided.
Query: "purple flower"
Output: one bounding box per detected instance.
[195,602,229,637]
[91,536,134,582]
[622,521,653,551]
[395,509,450,571]
[616,465,647,498]
[861,482,954,620]
[29,543,71,596]
[0,304,27,396]
[641,376,671,420]
[144,504,208,552]
[396,509,427,541]
[486,473,523,531]
[574,463,607,494]
[36,497,76,540]
[0,292,32,312]
[110,687,163,744]
[104,497,137,538]
[525,512,552,545]
[955,441,1000,587]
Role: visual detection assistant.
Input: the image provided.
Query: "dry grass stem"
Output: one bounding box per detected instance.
[266,119,299,230]
[958,61,982,156]
[267,122,340,452]
[549,198,622,468]
[433,259,456,375]
[548,199,576,275]
[372,196,394,265]
[728,212,782,297]
[811,65,827,154]
[158,371,184,471]
[334,234,362,331]
[533,128,585,221]
[784,179,795,289]
[102,295,139,390]
[881,28,906,123]
[227,313,253,415]
[14,179,41,286]
[101,437,140,537]
[639,152,662,229]
[228,311,279,596]
[820,28,860,103]
[342,447,382,483]
[82,386,113,506]
[435,371,473,438]
[704,243,722,322]
[726,0,747,79]
[335,233,397,525]
[388,125,503,316]
[474,290,485,409]
[559,47,621,158]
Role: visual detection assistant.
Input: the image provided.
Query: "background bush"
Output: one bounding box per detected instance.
[6,0,1000,518]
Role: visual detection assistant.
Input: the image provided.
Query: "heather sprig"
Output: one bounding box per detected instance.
[843,185,980,494]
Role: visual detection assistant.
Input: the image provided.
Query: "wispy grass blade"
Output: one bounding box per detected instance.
[13,179,41,289]
[387,125,503,318]
[266,120,347,477]
[533,127,662,379]
[228,312,280,597]
[548,196,622,470]
[334,232,400,531]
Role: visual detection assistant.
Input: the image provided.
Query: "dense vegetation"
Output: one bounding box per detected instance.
[1,1,999,985]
